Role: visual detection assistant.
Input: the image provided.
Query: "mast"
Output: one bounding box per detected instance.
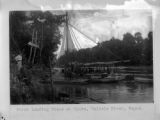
[66,11,69,53]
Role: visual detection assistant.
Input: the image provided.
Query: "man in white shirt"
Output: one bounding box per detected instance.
[15,53,22,71]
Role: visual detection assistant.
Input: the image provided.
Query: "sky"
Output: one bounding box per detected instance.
[49,0,154,43]
[55,9,152,58]
[69,9,152,42]
[52,0,153,57]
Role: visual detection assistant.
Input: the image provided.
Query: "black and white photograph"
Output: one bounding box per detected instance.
[10,10,153,104]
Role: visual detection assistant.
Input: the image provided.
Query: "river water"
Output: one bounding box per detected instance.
[10,65,153,104]
[10,66,152,104]
[51,82,153,103]
[33,66,153,104]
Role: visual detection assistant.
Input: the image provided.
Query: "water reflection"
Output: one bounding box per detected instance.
[21,66,153,104]
[48,82,153,104]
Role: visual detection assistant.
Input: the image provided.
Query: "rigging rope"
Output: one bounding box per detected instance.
[68,23,97,44]
[69,24,121,60]
[69,27,81,50]
[69,27,79,50]
[59,13,122,60]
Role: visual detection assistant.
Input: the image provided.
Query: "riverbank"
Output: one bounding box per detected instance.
[10,63,153,104]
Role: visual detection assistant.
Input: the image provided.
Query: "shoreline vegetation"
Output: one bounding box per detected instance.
[58,32,153,66]
[10,65,153,104]
[10,11,153,69]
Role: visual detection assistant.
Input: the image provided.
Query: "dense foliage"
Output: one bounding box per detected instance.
[10,11,65,67]
[58,32,153,66]
[9,11,153,67]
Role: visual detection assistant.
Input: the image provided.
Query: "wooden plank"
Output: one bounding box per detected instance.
[84,60,130,66]
[28,30,35,63]
[32,31,38,64]
[28,42,39,48]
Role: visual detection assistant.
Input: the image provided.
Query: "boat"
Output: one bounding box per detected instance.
[52,60,128,84]
[53,78,88,84]
[53,11,129,84]
[80,61,128,83]
[87,73,126,83]
[134,77,153,83]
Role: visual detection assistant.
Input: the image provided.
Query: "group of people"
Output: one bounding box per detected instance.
[62,63,118,80]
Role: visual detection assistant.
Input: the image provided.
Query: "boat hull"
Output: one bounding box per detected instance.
[134,77,153,83]
[87,75,126,83]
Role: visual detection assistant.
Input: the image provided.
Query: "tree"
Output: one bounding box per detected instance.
[58,31,153,66]
[133,32,143,64]
[122,33,136,62]
[10,11,30,53]
[10,11,65,67]
[135,32,143,44]
[143,32,153,65]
